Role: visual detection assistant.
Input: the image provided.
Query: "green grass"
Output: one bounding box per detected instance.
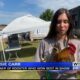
[0,70,40,79]
[0,40,40,79]
[17,40,40,62]
[0,40,80,79]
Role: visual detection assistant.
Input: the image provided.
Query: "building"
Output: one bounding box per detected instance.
[69,6,80,29]
[69,6,80,37]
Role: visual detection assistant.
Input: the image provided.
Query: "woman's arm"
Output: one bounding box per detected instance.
[64,70,77,74]
[34,40,45,77]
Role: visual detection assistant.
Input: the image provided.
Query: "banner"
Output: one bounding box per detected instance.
[0,62,76,70]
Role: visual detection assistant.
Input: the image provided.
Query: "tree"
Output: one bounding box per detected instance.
[40,9,53,21]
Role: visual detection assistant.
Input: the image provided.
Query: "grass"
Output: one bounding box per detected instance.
[0,39,80,79]
[0,70,40,79]
[17,40,40,62]
[0,40,40,79]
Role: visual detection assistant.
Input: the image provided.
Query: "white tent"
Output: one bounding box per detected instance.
[1,14,50,62]
[33,22,50,38]
[1,14,49,35]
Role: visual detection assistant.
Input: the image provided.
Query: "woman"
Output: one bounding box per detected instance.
[34,8,80,79]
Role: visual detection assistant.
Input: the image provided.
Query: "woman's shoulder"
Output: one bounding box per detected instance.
[69,39,80,46]
[70,39,80,43]
[41,38,55,44]
[40,38,49,46]
[39,38,55,47]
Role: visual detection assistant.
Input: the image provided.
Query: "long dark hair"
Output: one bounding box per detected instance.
[45,8,74,39]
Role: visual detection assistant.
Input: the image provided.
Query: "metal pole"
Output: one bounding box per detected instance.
[0,35,6,62]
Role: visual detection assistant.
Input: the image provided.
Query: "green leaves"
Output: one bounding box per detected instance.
[40,9,53,21]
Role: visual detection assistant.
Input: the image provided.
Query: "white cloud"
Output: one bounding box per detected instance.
[1,0,80,24]
[10,12,29,18]
[39,0,80,11]
[0,11,29,24]
[0,11,29,18]
[24,0,80,11]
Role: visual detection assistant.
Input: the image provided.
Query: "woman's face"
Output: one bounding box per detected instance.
[56,13,69,36]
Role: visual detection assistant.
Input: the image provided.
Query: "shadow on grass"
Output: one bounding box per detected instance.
[0,51,10,61]
[0,47,36,61]
[21,42,32,47]
[18,47,37,58]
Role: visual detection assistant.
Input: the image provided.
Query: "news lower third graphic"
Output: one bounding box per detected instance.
[73,62,80,70]
[0,62,79,70]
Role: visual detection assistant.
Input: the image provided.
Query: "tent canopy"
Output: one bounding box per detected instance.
[1,14,49,35]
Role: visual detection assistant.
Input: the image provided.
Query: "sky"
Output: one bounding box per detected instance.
[0,0,80,24]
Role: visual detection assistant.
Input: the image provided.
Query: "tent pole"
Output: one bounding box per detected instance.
[1,35,6,62]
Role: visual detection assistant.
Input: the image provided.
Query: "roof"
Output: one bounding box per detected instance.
[1,15,48,35]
